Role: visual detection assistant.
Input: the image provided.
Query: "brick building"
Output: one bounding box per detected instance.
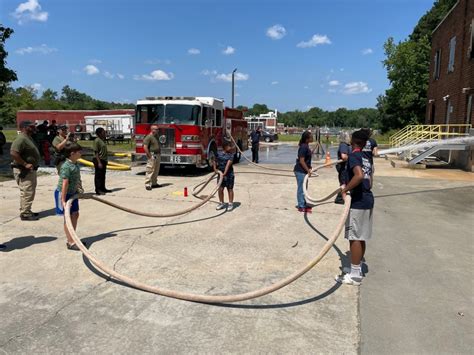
[425,0,473,171]
[426,0,474,125]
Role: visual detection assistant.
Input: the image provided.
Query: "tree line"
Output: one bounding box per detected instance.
[0,0,458,130]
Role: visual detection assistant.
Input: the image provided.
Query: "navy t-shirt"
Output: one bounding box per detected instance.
[293,143,312,173]
[346,150,374,209]
[217,151,234,175]
[363,138,378,163]
[337,143,351,168]
[250,130,261,145]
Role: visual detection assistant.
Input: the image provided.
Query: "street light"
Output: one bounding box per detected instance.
[231,68,237,108]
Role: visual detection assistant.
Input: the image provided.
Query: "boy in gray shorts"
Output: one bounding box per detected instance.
[336,130,373,286]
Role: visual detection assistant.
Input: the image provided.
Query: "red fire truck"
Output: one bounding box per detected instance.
[134,96,248,168]
[16,110,135,140]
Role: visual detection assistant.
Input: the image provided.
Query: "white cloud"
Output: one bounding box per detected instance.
[361,48,373,55]
[117,73,125,79]
[215,72,249,82]
[134,69,174,81]
[12,0,48,24]
[84,65,100,75]
[266,24,286,40]
[297,34,331,48]
[271,81,279,85]
[104,71,114,79]
[222,46,235,55]
[342,81,372,95]
[201,69,218,76]
[29,83,43,92]
[16,44,57,55]
[329,80,340,86]
[188,48,200,55]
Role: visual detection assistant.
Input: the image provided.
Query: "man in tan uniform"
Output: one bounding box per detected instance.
[143,125,161,190]
[10,121,41,221]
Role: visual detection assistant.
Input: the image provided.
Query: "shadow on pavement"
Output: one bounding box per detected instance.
[0,235,57,252]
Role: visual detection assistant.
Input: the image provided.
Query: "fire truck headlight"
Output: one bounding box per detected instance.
[182,135,200,142]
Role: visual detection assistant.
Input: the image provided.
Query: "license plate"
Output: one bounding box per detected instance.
[171,155,181,163]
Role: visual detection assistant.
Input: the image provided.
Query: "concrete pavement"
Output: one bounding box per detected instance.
[0,155,473,354]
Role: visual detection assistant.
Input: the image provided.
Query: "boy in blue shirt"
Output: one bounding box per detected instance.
[336,130,373,286]
[213,141,235,211]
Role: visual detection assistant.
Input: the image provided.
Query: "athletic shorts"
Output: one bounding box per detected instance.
[54,189,79,215]
[219,173,235,189]
[345,208,373,241]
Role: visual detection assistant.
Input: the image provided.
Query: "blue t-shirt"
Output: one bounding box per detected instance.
[217,151,234,175]
[337,142,351,168]
[293,143,312,173]
[363,138,378,163]
[346,150,374,209]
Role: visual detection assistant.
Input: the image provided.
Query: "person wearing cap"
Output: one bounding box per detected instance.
[52,125,72,173]
[10,121,41,221]
[335,129,374,286]
[143,125,161,190]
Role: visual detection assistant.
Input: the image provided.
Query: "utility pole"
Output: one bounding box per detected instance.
[231,68,237,108]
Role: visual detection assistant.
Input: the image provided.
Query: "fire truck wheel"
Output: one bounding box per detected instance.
[84,134,92,141]
[75,124,83,133]
[207,145,217,172]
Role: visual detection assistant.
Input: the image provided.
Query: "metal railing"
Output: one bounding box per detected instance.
[389,124,472,160]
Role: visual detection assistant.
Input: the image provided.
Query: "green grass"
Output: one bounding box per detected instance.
[4,129,18,143]
[277,134,300,142]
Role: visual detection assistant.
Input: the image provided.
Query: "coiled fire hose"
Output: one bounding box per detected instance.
[65,169,350,304]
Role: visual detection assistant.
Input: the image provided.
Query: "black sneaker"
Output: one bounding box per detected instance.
[20,214,39,221]
[96,191,106,196]
[151,184,161,188]
[145,186,152,191]
[104,189,113,193]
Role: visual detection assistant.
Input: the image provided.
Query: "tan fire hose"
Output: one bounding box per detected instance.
[65,183,350,304]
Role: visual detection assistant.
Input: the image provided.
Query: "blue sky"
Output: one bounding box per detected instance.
[1,0,435,112]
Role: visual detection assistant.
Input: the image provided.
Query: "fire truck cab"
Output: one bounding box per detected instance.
[134,96,248,168]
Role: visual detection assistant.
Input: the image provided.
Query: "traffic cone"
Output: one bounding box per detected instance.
[184,187,188,197]
[325,151,332,167]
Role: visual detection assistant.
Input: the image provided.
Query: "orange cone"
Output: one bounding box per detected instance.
[325,151,332,166]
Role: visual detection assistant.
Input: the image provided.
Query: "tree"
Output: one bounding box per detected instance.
[378,0,457,132]
[0,25,18,97]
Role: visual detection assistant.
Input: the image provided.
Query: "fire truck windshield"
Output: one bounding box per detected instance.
[136,104,200,125]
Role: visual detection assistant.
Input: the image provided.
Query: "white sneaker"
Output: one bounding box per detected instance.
[227,203,234,212]
[216,203,226,210]
[335,273,362,286]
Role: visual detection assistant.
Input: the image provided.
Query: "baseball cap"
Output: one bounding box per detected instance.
[19,120,35,128]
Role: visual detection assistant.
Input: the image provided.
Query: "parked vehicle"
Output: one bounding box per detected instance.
[133,96,248,168]
[16,110,135,140]
[85,114,134,141]
[261,130,278,143]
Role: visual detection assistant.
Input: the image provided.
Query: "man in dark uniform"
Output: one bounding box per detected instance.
[250,126,262,163]
[10,121,41,220]
[93,127,110,195]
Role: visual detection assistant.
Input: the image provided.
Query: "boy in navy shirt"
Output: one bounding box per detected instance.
[213,141,235,211]
[336,130,373,286]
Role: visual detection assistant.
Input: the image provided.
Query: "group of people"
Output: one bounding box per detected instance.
[9,122,377,276]
[293,128,378,286]
[9,121,113,250]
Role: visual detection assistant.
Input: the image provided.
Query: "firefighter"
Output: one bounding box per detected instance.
[143,125,161,190]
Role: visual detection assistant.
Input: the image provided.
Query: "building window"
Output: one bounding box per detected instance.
[445,99,453,124]
[469,19,474,59]
[448,36,456,72]
[467,95,473,125]
[434,49,441,80]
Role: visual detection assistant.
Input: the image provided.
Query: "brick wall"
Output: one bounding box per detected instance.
[426,0,474,125]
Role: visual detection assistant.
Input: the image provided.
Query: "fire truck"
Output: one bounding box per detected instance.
[134,96,248,168]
